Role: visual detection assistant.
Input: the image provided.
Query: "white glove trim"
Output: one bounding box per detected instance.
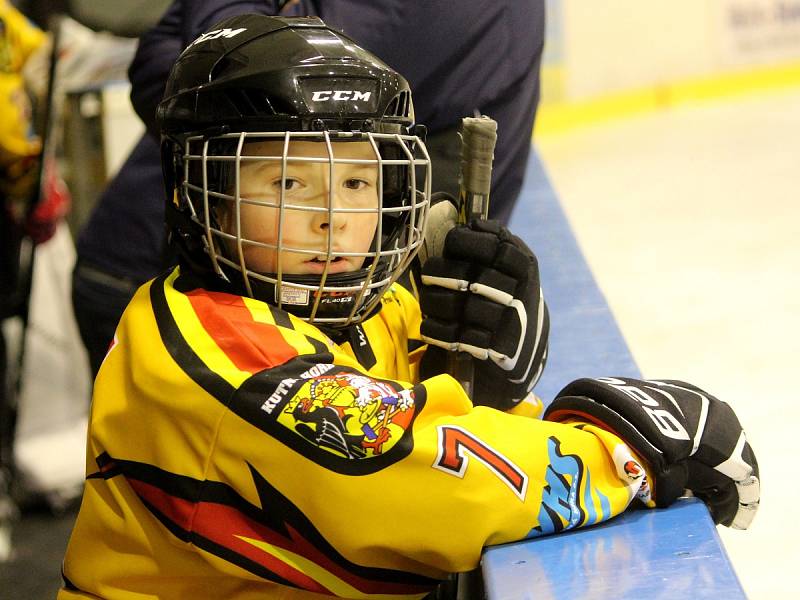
[421,274,469,292]
[469,282,527,373]
[468,281,513,306]
[457,342,489,360]
[510,288,546,386]
[420,277,526,371]
[420,335,458,353]
[692,393,710,456]
[648,381,709,455]
[714,429,760,529]
[527,349,546,391]
[732,475,760,529]
[421,278,544,385]
[715,430,752,481]
[420,335,495,362]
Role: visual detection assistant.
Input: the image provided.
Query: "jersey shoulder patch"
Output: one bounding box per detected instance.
[232,362,427,475]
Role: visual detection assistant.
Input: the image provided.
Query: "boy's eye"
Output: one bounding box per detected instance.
[344,178,368,190]
[273,178,299,191]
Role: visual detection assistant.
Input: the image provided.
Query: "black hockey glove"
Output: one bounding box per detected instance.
[544,377,760,528]
[419,219,549,410]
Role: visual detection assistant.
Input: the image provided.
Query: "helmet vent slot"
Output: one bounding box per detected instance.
[384,90,410,118]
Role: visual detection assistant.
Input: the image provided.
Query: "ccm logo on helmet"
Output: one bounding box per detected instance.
[311,90,372,102]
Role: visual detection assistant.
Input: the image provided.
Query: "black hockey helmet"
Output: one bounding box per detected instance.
[157,14,430,327]
[158,14,416,135]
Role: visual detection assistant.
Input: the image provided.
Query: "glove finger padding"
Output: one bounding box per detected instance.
[544,377,760,528]
[444,221,533,279]
[419,220,549,410]
[420,260,515,348]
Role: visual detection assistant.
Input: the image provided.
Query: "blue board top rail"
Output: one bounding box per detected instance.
[482,498,745,600]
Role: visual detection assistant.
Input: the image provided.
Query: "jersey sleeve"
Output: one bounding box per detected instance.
[203,364,649,585]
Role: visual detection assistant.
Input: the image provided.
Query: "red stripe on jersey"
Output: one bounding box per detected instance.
[185,290,298,374]
[195,501,332,593]
[128,479,195,531]
[127,476,434,595]
[193,500,433,594]
[128,478,331,593]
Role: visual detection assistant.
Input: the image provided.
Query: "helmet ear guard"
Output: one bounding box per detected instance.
[162,138,207,275]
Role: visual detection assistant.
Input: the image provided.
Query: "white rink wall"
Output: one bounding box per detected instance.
[543,0,800,103]
[536,6,800,597]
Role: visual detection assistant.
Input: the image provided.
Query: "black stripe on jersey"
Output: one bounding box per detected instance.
[304,334,329,355]
[61,570,79,591]
[96,454,440,594]
[87,451,123,480]
[270,305,294,329]
[345,324,377,370]
[150,274,236,403]
[245,463,439,591]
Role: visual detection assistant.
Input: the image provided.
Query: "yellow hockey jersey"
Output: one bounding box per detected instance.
[60,268,649,599]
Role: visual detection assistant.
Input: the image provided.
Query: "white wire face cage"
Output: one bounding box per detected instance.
[180,130,431,327]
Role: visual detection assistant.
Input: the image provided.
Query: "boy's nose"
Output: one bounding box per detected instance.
[316,210,348,232]
[314,203,348,233]
[313,186,350,231]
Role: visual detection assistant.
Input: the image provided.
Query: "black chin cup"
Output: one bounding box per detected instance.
[220,262,391,326]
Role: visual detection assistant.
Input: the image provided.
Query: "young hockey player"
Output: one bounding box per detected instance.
[59,15,759,599]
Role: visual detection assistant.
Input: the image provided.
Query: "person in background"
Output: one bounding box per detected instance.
[72,0,545,378]
[0,0,67,558]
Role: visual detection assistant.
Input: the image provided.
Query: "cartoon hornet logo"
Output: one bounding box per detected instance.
[282,372,415,459]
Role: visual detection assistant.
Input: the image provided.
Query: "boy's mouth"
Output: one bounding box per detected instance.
[304,256,351,274]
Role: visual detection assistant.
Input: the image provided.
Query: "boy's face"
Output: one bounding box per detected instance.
[218,140,380,275]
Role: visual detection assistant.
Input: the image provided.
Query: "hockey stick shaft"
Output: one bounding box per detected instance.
[447,116,498,399]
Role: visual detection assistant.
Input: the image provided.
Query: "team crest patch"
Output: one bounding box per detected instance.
[264,366,416,459]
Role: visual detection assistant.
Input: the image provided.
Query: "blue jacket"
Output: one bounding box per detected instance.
[76,0,544,282]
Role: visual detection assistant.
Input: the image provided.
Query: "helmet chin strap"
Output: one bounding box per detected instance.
[219,261,391,327]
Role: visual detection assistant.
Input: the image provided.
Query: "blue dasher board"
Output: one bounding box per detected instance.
[481,498,746,600]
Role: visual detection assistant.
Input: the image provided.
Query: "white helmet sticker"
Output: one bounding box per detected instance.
[190,27,247,48]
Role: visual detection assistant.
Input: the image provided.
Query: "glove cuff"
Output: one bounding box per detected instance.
[545,395,687,506]
[473,369,529,411]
